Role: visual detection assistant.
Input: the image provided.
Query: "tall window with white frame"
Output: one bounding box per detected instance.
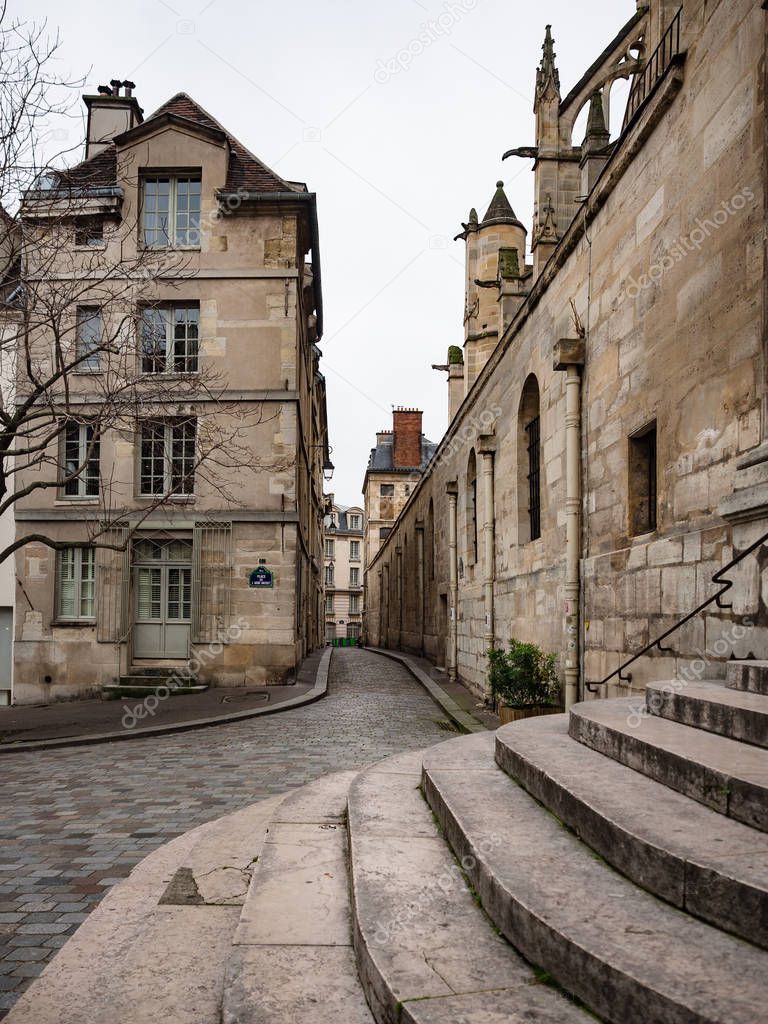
[139,419,196,496]
[141,175,201,248]
[324,538,335,559]
[56,547,95,620]
[350,567,359,587]
[350,540,360,561]
[61,421,100,498]
[325,564,334,587]
[75,306,102,371]
[141,304,199,373]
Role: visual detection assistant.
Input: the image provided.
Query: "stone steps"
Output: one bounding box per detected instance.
[646,679,768,748]
[727,659,768,696]
[346,748,590,1024]
[102,676,208,699]
[495,713,768,949]
[222,772,373,1024]
[570,696,768,831]
[422,732,768,1024]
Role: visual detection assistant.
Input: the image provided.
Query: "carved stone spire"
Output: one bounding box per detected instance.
[584,90,610,152]
[535,25,561,109]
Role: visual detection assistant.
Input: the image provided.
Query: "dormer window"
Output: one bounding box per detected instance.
[74,216,105,248]
[141,174,201,248]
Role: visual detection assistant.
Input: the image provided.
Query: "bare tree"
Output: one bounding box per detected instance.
[0,7,275,564]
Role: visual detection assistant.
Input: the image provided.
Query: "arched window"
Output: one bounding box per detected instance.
[518,375,541,543]
[466,448,478,563]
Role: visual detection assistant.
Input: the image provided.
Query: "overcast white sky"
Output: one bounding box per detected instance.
[22,0,632,505]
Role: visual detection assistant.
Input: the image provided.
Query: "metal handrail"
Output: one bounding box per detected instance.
[621,7,683,134]
[585,524,768,694]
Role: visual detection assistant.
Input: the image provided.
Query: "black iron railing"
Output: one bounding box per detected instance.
[585,524,768,695]
[621,7,683,134]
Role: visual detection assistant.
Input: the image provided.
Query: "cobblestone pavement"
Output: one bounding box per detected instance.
[0,649,452,1016]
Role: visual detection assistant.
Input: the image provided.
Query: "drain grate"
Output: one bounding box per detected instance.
[434,719,459,733]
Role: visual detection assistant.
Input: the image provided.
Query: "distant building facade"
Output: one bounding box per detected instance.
[362,408,437,571]
[365,0,768,707]
[324,501,364,641]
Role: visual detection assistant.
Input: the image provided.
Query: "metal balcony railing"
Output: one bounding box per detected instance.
[621,7,683,134]
[585,524,768,694]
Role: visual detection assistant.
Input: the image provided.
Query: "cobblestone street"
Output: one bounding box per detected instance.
[0,649,451,1016]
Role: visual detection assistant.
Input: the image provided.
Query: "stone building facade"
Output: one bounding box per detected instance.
[323,501,364,641]
[12,86,329,703]
[365,0,767,707]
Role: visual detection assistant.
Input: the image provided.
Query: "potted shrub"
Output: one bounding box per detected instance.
[487,640,562,724]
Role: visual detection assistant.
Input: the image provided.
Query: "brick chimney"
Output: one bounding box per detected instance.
[392,408,423,468]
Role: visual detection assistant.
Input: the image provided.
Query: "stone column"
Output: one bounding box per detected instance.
[416,523,425,656]
[478,440,496,653]
[396,546,403,650]
[554,338,585,710]
[447,482,459,681]
[382,564,390,648]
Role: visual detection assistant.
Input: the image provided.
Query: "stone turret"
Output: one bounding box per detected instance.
[458,182,528,391]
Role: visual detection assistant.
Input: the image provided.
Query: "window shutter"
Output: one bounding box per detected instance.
[96,526,130,642]
[192,521,232,643]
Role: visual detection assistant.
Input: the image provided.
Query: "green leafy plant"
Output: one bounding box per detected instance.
[487,640,561,710]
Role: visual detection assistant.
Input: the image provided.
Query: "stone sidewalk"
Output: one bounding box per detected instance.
[0,648,458,1017]
[0,651,325,749]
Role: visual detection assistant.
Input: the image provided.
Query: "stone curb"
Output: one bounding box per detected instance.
[0,647,332,755]
[365,647,486,733]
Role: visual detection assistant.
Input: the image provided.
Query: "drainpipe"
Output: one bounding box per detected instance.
[382,563,390,647]
[396,546,403,649]
[446,481,459,681]
[478,437,496,655]
[554,338,585,710]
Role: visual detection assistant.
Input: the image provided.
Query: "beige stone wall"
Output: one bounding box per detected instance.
[366,0,765,700]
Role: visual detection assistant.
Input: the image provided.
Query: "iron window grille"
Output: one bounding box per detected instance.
[526,414,541,541]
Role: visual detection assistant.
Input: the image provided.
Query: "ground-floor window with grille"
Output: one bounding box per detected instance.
[346,622,360,639]
[525,414,541,541]
[139,419,196,495]
[56,547,95,620]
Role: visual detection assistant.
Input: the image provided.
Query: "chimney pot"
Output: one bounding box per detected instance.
[110,79,122,96]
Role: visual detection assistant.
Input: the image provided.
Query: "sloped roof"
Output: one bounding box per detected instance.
[53,92,303,195]
[367,434,438,473]
[481,181,524,229]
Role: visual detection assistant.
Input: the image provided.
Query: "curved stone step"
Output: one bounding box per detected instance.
[422,734,768,1024]
[570,697,768,832]
[727,660,768,695]
[224,772,373,1024]
[347,743,591,1024]
[495,713,768,949]
[646,679,768,748]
